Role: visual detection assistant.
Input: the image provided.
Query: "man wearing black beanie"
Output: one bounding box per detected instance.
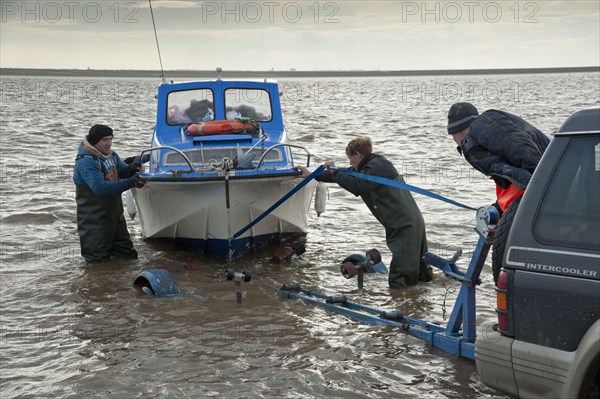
[446,103,550,284]
[73,124,146,263]
[86,124,114,145]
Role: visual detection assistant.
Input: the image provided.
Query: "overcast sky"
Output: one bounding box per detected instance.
[1,0,599,71]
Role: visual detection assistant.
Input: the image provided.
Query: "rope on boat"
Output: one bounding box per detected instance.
[208,158,235,171]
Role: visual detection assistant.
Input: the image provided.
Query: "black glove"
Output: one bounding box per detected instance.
[127,162,141,173]
[130,174,146,188]
[125,154,150,164]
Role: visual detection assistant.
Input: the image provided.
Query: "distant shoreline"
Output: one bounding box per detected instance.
[1,66,598,79]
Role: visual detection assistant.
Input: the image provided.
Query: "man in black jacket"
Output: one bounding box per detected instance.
[447,103,550,283]
[299,137,431,289]
[447,102,550,212]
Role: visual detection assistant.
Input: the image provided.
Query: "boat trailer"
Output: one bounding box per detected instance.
[281,206,498,360]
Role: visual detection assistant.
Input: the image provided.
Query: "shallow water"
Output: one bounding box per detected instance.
[0,72,598,398]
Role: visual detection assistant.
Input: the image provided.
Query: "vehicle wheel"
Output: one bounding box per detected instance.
[578,356,600,399]
[491,196,522,285]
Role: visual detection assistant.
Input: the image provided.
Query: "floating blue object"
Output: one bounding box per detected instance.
[133,269,181,297]
[341,254,388,274]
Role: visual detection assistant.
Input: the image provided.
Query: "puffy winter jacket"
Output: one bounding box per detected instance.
[458,110,550,189]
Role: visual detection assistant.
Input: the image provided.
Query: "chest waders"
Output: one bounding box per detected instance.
[76,184,137,262]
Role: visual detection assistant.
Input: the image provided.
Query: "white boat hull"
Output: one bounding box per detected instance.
[131,175,316,260]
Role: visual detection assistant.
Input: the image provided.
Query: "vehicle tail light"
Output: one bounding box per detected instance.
[495,269,509,333]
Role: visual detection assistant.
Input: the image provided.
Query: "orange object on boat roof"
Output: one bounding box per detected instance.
[186,119,259,136]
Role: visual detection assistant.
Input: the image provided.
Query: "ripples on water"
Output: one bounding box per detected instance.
[0,73,598,398]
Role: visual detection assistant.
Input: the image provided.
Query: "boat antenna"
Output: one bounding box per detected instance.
[148,0,166,84]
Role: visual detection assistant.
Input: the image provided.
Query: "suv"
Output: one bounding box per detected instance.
[475,108,600,398]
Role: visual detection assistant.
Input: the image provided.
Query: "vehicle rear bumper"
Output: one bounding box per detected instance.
[475,323,580,398]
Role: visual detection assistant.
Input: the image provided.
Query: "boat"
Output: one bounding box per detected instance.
[131,69,316,260]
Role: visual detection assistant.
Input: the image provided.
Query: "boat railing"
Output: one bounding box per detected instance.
[140,146,195,176]
[256,144,311,170]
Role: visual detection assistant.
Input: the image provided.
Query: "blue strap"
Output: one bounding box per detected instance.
[333,168,477,211]
[232,165,325,239]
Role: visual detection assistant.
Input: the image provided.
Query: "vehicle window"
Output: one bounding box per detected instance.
[535,136,600,249]
[167,89,214,125]
[224,89,272,121]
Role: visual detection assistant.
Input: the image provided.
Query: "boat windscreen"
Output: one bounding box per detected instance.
[167,89,215,125]
[224,88,272,122]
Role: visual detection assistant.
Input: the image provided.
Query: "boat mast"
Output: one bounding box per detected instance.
[148,0,166,84]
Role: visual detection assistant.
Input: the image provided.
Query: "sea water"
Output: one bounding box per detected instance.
[0,72,598,398]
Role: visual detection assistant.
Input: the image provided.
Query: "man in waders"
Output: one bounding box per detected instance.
[73,124,145,263]
[446,103,550,283]
[298,136,432,289]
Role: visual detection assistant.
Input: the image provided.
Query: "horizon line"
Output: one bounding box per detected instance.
[1,66,598,78]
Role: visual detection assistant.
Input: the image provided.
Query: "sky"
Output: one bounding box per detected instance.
[1,0,599,71]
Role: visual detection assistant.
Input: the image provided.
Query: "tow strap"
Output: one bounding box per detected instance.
[232,165,325,239]
[232,164,475,240]
[332,168,477,211]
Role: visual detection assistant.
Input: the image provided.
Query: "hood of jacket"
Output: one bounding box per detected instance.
[76,138,113,162]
